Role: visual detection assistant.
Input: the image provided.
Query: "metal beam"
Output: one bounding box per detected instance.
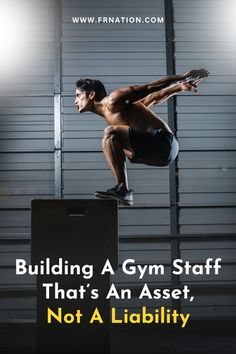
[54,0,62,198]
[164,0,181,309]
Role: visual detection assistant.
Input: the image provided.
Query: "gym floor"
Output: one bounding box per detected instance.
[1,321,236,354]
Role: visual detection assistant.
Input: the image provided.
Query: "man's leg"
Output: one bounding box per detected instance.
[102,125,134,190]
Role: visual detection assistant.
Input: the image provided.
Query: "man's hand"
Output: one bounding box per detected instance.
[180,80,198,92]
[180,77,206,93]
[184,68,209,81]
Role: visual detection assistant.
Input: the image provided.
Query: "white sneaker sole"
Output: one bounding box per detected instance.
[94,192,133,206]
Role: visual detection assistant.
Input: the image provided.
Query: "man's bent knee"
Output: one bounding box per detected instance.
[103,125,116,139]
[102,126,118,150]
[103,125,132,151]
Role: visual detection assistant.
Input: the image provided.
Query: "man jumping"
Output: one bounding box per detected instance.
[74,69,209,206]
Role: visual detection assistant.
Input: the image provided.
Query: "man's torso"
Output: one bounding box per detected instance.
[101,98,171,133]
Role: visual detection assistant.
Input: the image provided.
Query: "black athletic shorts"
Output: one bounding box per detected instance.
[128,127,179,167]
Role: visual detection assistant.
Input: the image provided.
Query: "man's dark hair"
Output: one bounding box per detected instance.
[76,78,107,101]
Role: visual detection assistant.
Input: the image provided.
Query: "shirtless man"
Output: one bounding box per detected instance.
[74,69,209,205]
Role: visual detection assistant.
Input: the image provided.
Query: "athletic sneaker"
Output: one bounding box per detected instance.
[95,184,134,206]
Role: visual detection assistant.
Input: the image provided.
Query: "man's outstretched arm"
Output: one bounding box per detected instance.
[107,69,209,113]
[139,80,200,108]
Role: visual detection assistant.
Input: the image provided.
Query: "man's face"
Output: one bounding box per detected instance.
[74,88,91,113]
